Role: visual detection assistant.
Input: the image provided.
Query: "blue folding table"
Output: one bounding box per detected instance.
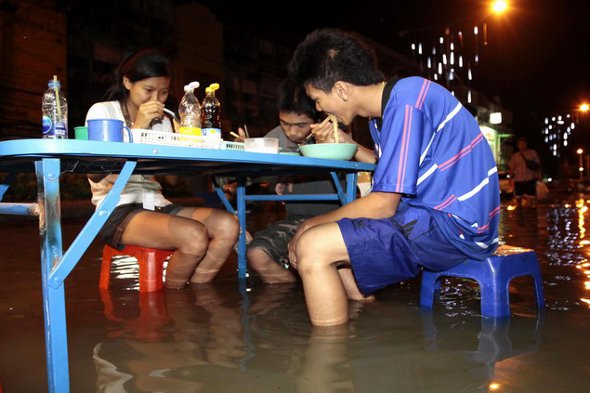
[0,139,375,392]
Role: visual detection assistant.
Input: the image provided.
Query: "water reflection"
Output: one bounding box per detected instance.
[498,197,590,313]
[90,201,588,393]
[93,283,546,393]
[5,201,590,391]
[94,282,300,392]
[421,312,543,383]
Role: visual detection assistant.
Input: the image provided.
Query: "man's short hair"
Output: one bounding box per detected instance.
[288,28,384,92]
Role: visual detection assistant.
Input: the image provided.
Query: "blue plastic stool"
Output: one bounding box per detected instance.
[419,246,545,317]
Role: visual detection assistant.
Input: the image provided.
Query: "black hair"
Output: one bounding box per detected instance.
[104,48,172,101]
[288,28,384,92]
[276,79,321,122]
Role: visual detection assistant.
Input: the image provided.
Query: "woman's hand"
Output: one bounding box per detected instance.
[134,100,164,129]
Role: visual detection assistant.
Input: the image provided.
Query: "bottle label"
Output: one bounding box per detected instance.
[202,128,221,137]
[55,121,67,137]
[179,126,202,136]
[42,115,53,136]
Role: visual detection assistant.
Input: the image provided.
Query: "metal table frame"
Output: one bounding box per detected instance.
[0,139,374,392]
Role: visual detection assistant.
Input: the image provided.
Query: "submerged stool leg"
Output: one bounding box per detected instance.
[479,264,511,318]
[138,249,168,292]
[524,253,546,309]
[420,271,442,308]
[99,245,117,290]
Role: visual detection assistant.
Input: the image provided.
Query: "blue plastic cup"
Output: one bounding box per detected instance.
[87,119,133,142]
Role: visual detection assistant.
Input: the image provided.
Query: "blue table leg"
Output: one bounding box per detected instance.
[35,158,69,393]
[344,172,358,204]
[212,172,358,282]
[236,177,247,280]
[48,161,136,288]
[0,171,16,200]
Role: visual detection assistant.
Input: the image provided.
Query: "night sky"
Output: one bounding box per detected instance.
[199,0,590,143]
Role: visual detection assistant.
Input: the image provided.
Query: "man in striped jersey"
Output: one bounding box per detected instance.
[286,28,501,327]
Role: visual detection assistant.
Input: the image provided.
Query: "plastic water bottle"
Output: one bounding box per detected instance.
[178,81,202,136]
[41,76,68,139]
[201,83,221,137]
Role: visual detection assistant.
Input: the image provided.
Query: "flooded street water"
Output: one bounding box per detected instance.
[1,197,589,392]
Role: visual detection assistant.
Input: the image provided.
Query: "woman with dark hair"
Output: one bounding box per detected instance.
[85,48,239,289]
[88,48,176,131]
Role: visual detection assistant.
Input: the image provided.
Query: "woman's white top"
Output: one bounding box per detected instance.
[85,101,174,210]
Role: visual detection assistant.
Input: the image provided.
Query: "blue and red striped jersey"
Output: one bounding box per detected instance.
[370,76,500,258]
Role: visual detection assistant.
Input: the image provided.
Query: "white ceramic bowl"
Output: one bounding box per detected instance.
[299,143,358,160]
[244,137,279,154]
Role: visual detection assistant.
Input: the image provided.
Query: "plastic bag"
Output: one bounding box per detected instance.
[536,181,549,200]
[526,159,540,171]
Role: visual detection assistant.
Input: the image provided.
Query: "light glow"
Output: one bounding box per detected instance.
[491,0,509,14]
[489,382,501,390]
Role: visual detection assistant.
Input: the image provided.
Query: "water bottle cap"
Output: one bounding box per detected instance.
[184,81,200,93]
[209,83,220,91]
[48,80,61,89]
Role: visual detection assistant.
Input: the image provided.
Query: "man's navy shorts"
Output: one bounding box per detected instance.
[338,204,469,296]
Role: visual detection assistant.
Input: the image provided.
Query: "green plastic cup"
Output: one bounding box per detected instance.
[74,126,88,140]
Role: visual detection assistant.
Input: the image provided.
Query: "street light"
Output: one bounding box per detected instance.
[490,1,509,15]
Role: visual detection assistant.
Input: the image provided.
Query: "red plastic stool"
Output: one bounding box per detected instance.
[100,244,173,292]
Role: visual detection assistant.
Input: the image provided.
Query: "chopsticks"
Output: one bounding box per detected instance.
[163,107,178,121]
[316,114,339,143]
[317,115,332,128]
[230,131,242,140]
[229,125,249,142]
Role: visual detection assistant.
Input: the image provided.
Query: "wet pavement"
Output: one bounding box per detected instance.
[0,196,589,392]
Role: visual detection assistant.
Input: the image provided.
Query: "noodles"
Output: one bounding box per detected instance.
[318,114,339,143]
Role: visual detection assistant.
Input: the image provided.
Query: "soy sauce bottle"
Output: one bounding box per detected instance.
[201,83,221,138]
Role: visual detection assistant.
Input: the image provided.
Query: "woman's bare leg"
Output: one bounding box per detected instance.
[121,207,238,288]
[175,207,239,284]
[121,211,210,288]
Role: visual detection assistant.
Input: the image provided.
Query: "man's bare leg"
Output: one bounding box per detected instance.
[295,223,354,326]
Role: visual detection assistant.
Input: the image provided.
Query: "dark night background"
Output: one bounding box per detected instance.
[190,0,590,176]
[2,0,589,173]
[201,0,590,137]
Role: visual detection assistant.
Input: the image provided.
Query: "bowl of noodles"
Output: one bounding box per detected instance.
[299,143,357,160]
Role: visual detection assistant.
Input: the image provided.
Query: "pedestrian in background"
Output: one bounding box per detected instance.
[509,137,541,207]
